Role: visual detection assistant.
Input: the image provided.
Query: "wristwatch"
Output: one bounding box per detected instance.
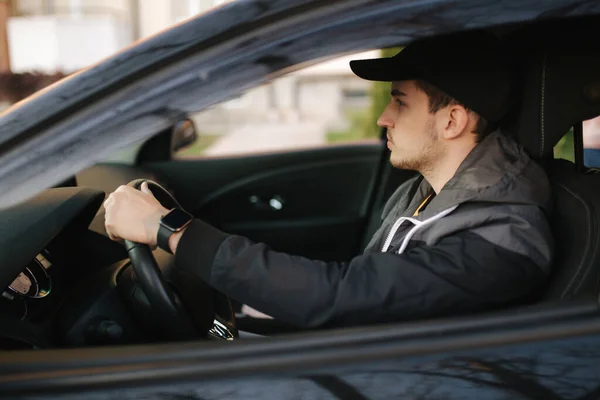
[157,208,194,254]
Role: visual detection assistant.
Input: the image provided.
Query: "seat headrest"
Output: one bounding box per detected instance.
[504,24,600,159]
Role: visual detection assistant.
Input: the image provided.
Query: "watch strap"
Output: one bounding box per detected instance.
[157,208,194,254]
[157,222,174,254]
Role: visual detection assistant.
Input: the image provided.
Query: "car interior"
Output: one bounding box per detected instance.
[1,17,600,349]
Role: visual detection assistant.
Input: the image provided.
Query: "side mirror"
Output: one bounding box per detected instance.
[171,119,198,152]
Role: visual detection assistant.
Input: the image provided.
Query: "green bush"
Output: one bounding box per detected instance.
[327,109,371,143]
[554,129,574,162]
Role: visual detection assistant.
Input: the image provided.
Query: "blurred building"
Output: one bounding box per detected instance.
[7,0,232,73]
[193,53,375,134]
[5,0,375,129]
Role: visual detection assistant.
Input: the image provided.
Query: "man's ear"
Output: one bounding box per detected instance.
[442,105,470,140]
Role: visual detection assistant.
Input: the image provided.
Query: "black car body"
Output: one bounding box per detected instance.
[1,0,600,399]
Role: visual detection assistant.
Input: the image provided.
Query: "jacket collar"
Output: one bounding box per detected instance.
[410,130,548,218]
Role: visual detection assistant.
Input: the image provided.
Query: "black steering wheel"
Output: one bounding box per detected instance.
[124,179,237,341]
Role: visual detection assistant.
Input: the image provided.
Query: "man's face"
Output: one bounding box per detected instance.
[377,80,443,172]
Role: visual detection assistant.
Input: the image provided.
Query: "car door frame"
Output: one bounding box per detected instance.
[1,298,599,398]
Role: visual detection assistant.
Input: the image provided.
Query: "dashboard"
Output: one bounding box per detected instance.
[0,165,217,349]
[0,187,129,349]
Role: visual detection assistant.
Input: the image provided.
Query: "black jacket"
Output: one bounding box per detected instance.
[175,131,553,328]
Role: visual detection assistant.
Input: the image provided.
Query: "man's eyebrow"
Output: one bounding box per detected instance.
[390,89,406,97]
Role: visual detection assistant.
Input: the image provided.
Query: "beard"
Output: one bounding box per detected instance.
[389,119,442,173]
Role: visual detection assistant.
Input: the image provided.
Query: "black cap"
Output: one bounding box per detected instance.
[350,31,513,123]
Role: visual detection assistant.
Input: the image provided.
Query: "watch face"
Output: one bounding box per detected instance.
[162,209,193,231]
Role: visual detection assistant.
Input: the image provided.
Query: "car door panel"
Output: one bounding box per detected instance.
[3,300,599,399]
[143,143,386,261]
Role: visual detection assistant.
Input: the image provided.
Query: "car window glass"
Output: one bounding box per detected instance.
[583,115,600,167]
[553,116,600,167]
[554,128,574,162]
[174,50,395,159]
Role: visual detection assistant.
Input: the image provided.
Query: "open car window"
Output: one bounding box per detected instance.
[174,51,384,158]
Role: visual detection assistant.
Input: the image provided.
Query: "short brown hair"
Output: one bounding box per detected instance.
[414,79,496,141]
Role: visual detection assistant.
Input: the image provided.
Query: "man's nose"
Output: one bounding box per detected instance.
[377,109,393,129]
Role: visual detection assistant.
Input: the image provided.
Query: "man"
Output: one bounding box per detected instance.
[104,32,553,328]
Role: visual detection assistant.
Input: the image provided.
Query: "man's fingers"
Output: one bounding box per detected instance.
[103,194,113,210]
[115,185,128,193]
[107,232,120,241]
[103,182,163,245]
[140,181,153,196]
[105,218,119,241]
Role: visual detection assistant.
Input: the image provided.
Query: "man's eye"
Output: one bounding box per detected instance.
[395,99,405,106]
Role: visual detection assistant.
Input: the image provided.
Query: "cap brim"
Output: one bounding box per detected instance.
[349,57,418,82]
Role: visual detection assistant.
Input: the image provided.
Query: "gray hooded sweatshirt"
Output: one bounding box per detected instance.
[176,130,553,328]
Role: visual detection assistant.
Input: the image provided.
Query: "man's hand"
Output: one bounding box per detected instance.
[104,182,169,247]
